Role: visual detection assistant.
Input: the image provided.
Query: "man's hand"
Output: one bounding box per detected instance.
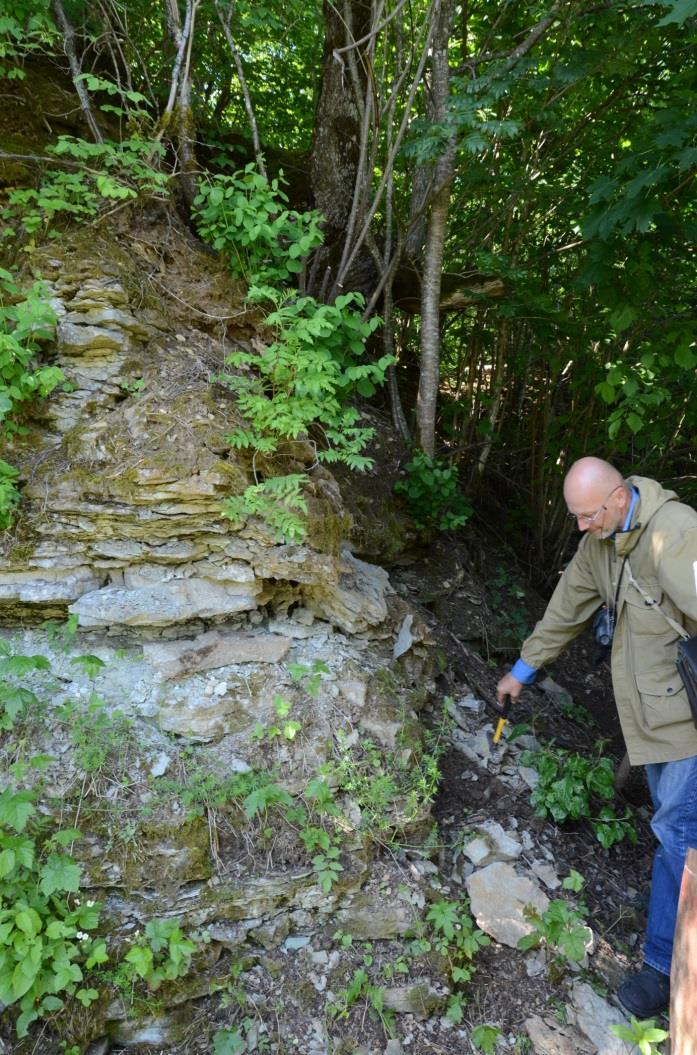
[496,672,524,706]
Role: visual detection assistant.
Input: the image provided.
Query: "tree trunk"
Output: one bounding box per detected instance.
[415,0,455,457]
[416,170,453,456]
[162,0,199,210]
[308,0,374,298]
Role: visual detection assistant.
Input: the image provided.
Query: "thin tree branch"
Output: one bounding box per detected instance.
[162,0,195,119]
[215,1,266,178]
[455,0,565,75]
[331,0,409,55]
[331,0,440,297]
[50,0,104,143]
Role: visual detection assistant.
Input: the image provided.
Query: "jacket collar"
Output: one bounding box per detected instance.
[612,475,678,557]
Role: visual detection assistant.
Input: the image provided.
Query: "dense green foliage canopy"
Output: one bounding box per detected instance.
[1,0,696,571]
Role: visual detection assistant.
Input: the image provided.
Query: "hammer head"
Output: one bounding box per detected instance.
[491,698,512,744]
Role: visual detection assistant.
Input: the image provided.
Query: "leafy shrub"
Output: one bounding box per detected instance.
[223,472,309,542]
[330,727,442,836]
[196,165,391,542]
[222,288,386,463]
[193,165,324,285]
[519,743,637,848]
[611,1017,669,1055]
[487,564,530,649]
[154,763,292,824]
[116,918,196,991]
[518,899,591,981]
[0,2,58,79]
[56,693,136,782]
[1,136,168,241]
[0,639,50,729]
[327,965,394,1035]
[425,898,490,1022]
[219,287,388,541]
[394,451,472,532]
[0,269,61,420]
[0,268,63,526]
[0,773,106,1038]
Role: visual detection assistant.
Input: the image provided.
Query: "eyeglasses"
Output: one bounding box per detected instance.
[567,484,623,525]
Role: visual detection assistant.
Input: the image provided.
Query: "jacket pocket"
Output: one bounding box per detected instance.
[636,670,692,730]
[624,581,670,636]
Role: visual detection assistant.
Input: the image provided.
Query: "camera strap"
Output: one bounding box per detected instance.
[613,554,629,614]
[625,560,690,641]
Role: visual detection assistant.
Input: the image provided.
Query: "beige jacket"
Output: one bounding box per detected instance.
[521,476,697,765]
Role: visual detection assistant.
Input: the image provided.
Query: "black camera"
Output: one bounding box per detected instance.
[592,604,615,663]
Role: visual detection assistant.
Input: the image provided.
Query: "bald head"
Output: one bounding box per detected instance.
[563,458,631,537]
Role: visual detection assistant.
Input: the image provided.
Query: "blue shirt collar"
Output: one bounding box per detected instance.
[622,485,639,532]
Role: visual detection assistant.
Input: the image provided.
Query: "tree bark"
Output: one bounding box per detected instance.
[51,0,104,144]
[415,0,456,457]
[162,0,199,210]
[309,0,373,290]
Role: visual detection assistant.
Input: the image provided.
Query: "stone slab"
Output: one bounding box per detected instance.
[333,898,416,939]
[0,567,105,603]
[569,981,633,1055]
[143,629,291,678]
[70,578,259,627]
[525,1014,594,1055]
[305,550,390,633]
[382,985,444,1018]
[57,320,129,354]
[466,861,549,948]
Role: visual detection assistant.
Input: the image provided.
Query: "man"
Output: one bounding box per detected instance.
[497,457,697,1018]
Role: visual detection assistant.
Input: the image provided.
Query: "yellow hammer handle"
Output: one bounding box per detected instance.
[493,716,508,743]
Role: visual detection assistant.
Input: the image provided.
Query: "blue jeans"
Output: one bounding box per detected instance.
[644,755,697,975]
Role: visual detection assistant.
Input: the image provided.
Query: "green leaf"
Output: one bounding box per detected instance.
[0,788,35,831]
[609,304,637,332]
[53,961,83,989]
[85,939,108,968]
[626,411,644,434]
[76,987,99,1006]
[51,828,82,847]
[12,954,39,998]
[0,848,15,878]
[125,943,154,979]
[40,995,64,1012]
[213,1028,246,1055]
[14,907,41,938]
[0,653,51,675]
[675,343,697,369]
[16,1005,40,1038]
[70,654,106,677]
[45,920,72,939]
[39,854,81,895]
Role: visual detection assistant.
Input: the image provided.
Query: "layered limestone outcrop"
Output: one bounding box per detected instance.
[0,224,439,1050]
[1,231,391,639]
